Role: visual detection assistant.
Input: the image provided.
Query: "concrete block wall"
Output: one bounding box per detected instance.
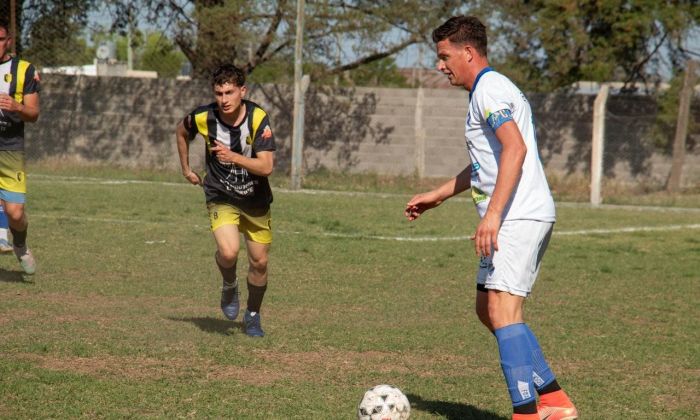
[24,74,700,188]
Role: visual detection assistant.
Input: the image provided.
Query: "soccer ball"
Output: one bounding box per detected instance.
[357,384,410,420]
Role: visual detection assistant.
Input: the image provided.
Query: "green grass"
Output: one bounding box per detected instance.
[0,165,698,418]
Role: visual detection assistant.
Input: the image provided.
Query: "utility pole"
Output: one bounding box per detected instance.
[126,6,134,71]
[290,0,307,190]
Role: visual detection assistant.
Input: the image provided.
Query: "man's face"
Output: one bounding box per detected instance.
[213,82,246,115]
[436,39,470,87]
[0,28,12,60]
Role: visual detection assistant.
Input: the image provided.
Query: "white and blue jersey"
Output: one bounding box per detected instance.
[465,68,555,222]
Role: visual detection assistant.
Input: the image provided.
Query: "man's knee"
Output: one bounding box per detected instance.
[249,253,268,274]
[486,293,524,329]
[217,248,239,266]
[4,205,25,224]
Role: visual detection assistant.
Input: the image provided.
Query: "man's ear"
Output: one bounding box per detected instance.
[464,45,473,62]
[240,85,247,98]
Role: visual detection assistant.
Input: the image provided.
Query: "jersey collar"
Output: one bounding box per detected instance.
[469,66,492,100]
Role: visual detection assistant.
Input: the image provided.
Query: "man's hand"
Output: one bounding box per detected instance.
[0,94,21,112]
[471,210,501,257]
[210,141,240,164]
[404,191,442,221]
[183,170,202,186]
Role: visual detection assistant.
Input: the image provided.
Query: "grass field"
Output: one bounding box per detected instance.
[0,166,698,419]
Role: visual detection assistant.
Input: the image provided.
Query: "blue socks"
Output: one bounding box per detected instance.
[523,324,556,390]
[0,205,8,230]
[495,323,536,407]
[495,323,558,409]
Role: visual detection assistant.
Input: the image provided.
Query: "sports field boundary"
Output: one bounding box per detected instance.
[30,173,700,214]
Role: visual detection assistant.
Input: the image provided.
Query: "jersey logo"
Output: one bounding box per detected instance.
[261,125,272,139]
[33,72,41,82]
[3,73,11,83]
[471,186,489,205]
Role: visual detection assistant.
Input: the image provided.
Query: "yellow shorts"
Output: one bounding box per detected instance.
[0,151,26,194]
[207,202,272,244]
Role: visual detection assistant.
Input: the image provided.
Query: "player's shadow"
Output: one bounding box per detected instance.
[0,268,33,283]
[406,394,508,420]
[167,316,243,335]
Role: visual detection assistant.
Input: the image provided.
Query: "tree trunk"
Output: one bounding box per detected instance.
[666,60,698,192]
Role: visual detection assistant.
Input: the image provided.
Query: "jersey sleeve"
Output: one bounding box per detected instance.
[23,64,41,95]
[253,114,276,152]
[475,78,514,131]
[182,111,199,141]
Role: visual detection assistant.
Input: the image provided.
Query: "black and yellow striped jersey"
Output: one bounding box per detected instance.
[0,56,41,151]
[183,99,276,212]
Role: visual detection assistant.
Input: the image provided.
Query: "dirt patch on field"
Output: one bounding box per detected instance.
[12,349,487,386]
[15,353,283,385]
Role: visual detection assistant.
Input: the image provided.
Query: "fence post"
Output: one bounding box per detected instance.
[290,0,306,190]
[591,83,609,206]
[666,60,698,192]
[414,86,425,178]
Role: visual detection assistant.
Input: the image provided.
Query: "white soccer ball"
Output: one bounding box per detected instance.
[357,384,411,420]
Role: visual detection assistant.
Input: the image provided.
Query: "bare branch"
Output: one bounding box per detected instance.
[328,35,421,74]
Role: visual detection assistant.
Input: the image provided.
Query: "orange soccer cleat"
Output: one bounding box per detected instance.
[537,405,578,420]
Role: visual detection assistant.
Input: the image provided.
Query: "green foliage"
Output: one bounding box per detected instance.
[490,0,699,91]
[139,33,187,78]
[22,16,94,67]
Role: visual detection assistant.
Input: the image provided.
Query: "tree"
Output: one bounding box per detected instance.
[139,32,187,78]
[10,0,96,66]
[489,0,700,92]
[108,0,469,79]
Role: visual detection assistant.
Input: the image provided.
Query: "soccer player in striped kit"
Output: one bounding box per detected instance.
[0,21,40,274]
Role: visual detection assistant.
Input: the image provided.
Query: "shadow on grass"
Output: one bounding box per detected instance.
[167,316,243,335]
[0,268,33,283]
[407,394,508,420]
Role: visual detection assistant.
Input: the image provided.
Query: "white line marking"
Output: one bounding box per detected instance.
[302,224,700,241]
[30,213,700,241]
[30,173,700,213]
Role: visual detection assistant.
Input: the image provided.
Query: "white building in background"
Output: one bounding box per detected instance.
[41,42,157,78]
[41,60,157,78]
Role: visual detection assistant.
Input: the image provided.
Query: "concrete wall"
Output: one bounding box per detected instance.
[25,74,700,187]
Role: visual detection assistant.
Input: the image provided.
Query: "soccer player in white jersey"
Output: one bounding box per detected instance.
[405,16,577,420]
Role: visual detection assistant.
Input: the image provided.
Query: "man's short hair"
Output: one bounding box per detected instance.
[432,16,487,57]
[211,64,245,88]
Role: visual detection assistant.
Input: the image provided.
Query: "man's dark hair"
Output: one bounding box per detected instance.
[211,64,245,88]
[432,16,487,57]
[0,21,10,35]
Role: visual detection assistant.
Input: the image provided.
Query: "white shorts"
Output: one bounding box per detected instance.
[476,220,554,297]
